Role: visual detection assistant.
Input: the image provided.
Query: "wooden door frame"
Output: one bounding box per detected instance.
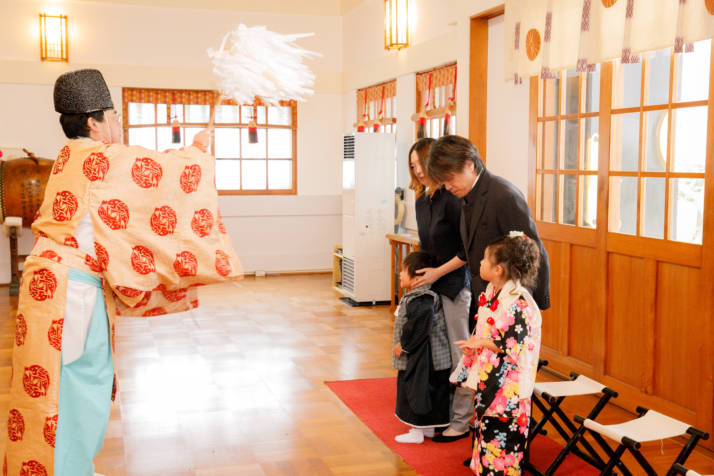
[468,4,504,164]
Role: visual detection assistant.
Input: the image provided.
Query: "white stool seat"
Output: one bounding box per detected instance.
[534,374,606,398]
[2,216,23,238]
[582,410,692,444]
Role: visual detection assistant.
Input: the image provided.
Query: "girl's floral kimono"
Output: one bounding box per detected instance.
[452,280,541,475]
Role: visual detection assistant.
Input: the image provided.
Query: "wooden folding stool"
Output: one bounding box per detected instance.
[572,407,710,476]
[524,370,620,475]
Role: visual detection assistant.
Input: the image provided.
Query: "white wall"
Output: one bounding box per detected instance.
[340,0,531,229]
[0,0,345,283]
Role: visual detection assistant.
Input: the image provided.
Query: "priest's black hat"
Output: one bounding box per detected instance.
[53,69,114,114]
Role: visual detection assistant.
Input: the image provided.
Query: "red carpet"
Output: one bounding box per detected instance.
[326,377,599,475]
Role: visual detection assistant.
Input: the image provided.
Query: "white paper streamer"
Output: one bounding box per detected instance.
[207,24,321,105]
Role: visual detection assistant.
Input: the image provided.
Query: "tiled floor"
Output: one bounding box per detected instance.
[0,274,713,475]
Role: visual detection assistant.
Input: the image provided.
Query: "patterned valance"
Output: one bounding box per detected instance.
[356,80,397,122]
[416,63,457,96]
[506,0,714,82]
[123,88,218,105]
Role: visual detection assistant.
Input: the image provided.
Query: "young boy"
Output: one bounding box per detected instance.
[392,251,452,443]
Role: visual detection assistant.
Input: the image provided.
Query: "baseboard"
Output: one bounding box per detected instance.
[243,269,331,277]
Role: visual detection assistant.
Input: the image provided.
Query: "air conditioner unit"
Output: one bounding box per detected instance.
[340,133,396,305]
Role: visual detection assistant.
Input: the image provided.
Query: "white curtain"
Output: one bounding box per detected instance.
[505,0,714,81]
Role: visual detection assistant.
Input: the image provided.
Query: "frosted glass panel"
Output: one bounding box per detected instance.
[646,48,670,106]
[185,105,209,123]
[128,127,156,150]
[241,106,266,124]
[675,40,711,102]
[215,105,239,124]
[670,178,704,244]
[242,160,266,190]
[215,160,240,190]
[268,160,292,189]
[672,107,707,173]
[613,61,642,109]
[156,104,167,124]
[267,129,292,158]
[215,129,240,158]
[641,177,665,239]
[610,113,639,171]
[170,104,183,123]
[128,103,155,125]
[609,177,638,235]
[579,175,597,228]
[267,106,292,125]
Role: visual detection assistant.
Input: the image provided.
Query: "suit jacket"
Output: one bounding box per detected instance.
[460,169,550,310]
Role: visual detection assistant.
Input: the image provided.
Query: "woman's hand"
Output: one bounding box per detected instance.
[392,343,403,359]
[411,267,441,288]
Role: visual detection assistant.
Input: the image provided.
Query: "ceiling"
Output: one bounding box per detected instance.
[74,0,367,16]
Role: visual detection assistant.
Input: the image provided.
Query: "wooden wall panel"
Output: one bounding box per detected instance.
[541,240,568,354]
[567,245,599,366]
[654,262,702,413]
[605,253,656,391]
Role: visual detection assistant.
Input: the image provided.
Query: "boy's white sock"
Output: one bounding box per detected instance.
[395,428,424,443]
[423,427,435,438]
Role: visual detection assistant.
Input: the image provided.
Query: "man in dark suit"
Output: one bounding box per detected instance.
[426,135,550,312]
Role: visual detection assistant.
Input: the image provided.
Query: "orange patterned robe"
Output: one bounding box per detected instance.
[4,138,242,475]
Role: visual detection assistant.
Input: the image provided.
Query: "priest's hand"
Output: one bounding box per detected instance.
[192,127,214,152]
[393,343,403,359]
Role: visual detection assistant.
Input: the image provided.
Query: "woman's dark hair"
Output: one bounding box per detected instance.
[402,251,435,278]
[59,110,106,139]
[426,135,485,183]
[407,138,435,197]
[486,234,540,287]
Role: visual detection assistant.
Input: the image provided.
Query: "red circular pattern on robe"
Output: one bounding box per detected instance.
[116,286,143,298]
[130,246,156,275]
[84,254,101,273]
[82,152,110,181]
[52,146,71,174]
[95,242,109,271]
[179,164,202,193]
[191,209,214,237]
[217,211,227,234]
[98,199,130,230]
[29,269,57,301]
[142,307,167,317]
[215,250,232,277]
[38,250,62,263]
[7,409,25,442]
[131,157,163,189]
[22,365,50,398]
[48,319,63,351]
[15,314,27,346]
[64,236,79,248]
[173,251,198,277]
[43,415,57,447]
[157,284,187,303]
[51,191,78,222]
[20,460,47,476]
[150,206,178,236]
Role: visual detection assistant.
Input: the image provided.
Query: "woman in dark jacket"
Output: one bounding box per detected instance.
[407,138,473,442]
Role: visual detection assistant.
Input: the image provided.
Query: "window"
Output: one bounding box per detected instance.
[534,40,710,244]
[536,66,600,228]
[122,88,297,195]
[416,63,457,139]
[356,80,397,133]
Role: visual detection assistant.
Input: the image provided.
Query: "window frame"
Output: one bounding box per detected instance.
[122,88,298,196]
[415,62,458,139]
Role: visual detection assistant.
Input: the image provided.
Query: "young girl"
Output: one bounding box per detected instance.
[453,232,542,474]
[392,251,452,443]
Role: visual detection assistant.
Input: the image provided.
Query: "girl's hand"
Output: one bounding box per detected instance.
[412,267,440,288]
[393,343,403,359]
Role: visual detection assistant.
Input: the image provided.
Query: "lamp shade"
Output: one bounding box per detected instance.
[39,13,68,62]
[384,0,408,51]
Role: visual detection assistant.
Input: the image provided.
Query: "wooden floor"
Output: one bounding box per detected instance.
[0,274,712,475]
